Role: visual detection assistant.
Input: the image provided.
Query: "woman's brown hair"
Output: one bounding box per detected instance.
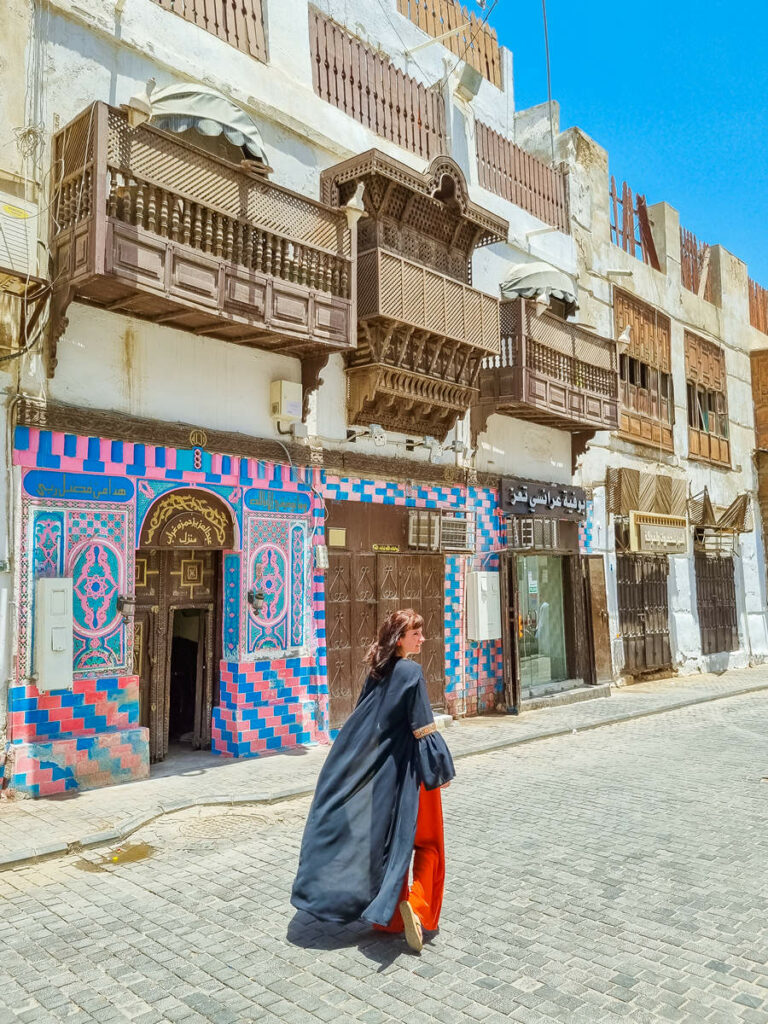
[364,608,424,680]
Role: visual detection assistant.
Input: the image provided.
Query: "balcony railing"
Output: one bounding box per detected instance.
[477,298,619,432]
[475,121,569,233]
[357,248,500,351]
[49,102,355,372]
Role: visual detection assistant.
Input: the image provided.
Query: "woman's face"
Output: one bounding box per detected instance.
[397,626,425,657]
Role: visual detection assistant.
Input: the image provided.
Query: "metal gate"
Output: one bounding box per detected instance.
[326,552,445,728]
[694,553,739,654]
[616,553,672,674]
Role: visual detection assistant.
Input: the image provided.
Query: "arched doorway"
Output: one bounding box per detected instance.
[133,489,236,762]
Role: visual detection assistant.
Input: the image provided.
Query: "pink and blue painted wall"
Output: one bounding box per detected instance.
[6,424,506,796]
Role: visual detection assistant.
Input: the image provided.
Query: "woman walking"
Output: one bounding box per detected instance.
[291,609,455,952]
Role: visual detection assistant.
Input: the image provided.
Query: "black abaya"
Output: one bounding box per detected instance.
[290,657,455,926]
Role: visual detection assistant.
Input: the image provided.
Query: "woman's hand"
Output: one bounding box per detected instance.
[440,781,451,789]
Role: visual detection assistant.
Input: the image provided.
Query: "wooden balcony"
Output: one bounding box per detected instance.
[475,298,619,435]
[347,247,500,436]
[321,149,508,439]
[48,102,356,386]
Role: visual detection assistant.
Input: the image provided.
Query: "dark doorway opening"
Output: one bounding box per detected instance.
[168,609,203,746]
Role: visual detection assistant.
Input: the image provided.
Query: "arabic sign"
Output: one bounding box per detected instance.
[23,470,135,503]
[243,487,311,516]
[501,477,587,519]
[638,523,688,554]
[629,511,688,554]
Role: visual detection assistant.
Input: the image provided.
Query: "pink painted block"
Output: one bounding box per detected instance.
[50,432,65,457]
[165,448,177,470]
[103,462,123,476]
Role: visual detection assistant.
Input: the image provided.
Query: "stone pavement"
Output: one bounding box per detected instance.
[1,665,768,870]
[2,686,768,1024]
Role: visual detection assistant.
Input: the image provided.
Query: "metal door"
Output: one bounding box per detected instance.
[585,555,613,682]
[695,553,738,654]
[616,553,671,674]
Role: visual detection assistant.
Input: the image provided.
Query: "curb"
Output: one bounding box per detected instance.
[2,680,768,872]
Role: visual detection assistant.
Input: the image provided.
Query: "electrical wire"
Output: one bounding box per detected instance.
[541,0,556,167]
[436,0,499,91]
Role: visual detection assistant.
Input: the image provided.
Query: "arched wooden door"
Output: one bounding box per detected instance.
[134,489,235,762]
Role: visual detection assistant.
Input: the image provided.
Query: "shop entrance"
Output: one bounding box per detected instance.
[515,554,569,698]
[324,502,445,729]
[133,489,234,762]
[502,552,590,705]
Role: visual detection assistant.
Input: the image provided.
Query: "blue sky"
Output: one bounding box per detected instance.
[486,0,768,285]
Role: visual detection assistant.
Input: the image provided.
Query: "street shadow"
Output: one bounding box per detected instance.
[286,911,412,970]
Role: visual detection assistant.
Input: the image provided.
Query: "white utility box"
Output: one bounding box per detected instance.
[466,571,502,642]
[270,379,303,422]
[34,577,74,691]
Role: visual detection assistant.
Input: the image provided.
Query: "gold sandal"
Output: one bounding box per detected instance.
[399,900,423,953]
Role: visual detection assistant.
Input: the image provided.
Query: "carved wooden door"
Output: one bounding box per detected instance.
[417,554,446,709]
[617,553,671,674]
[135,547,219,761]
[327,550,446,727]
[134,549,162,750]
[326,552,378,728]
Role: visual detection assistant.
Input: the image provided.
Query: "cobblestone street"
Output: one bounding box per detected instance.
[2,690,768,1024]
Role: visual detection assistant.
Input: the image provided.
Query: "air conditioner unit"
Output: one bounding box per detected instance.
[408,510,440,551]
[440,514,475,552]
[0,193,39,292]
[507,517,559,551]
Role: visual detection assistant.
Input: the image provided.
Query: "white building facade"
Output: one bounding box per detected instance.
[1,0,764,796]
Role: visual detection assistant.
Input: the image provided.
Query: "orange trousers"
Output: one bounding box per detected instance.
[375,783,445,933]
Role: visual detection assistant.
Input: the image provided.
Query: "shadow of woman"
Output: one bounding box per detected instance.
[285,911,408,970]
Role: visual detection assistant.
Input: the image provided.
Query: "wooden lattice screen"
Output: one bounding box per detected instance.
[309,9,447,160]
[152,0,267,62]
[396,0,502,88]
[609,177,660,270]
[680,226,713,303]
[475,121,569,233]
[749,277,768,335]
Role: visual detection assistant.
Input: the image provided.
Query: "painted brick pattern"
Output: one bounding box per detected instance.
[8,675,140,743]
[12,426,532,786]
[211,657,327,758]
[9,728,149,797]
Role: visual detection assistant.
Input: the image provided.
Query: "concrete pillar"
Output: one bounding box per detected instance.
[710,245,749,326]
[647,202,680,280]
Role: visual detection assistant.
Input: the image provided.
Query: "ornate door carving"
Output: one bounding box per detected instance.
[135,546,220,761]
[327,549,445,728]
[417,554,446,709]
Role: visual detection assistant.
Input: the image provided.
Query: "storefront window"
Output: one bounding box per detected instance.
[516,555,569,698]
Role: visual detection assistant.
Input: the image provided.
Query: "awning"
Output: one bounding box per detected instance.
[687,488,753,533]
[500,260,578,315]
[129,82,269,165]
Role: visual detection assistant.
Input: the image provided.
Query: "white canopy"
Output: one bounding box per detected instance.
[500,260,578,314]
[146,83,268,164]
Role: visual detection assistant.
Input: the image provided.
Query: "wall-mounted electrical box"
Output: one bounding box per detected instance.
[466,571,502,642]
[270,379,303,422]
[34,577,74,691]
